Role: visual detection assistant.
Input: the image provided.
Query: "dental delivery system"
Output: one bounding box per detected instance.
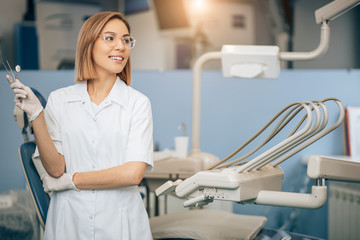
[155,98,359,209]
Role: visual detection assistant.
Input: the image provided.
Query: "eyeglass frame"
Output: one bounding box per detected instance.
[98,32,136,50]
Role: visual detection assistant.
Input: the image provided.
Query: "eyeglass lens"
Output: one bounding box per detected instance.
[102,33,135,49]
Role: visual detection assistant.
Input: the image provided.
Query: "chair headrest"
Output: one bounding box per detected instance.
[14,88,47,141]
[31,88,47,108]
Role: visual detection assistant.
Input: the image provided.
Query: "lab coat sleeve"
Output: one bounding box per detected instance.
[125,96,154,172]
[33,92,63,158]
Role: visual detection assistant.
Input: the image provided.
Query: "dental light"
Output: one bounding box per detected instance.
[220,0,360,79]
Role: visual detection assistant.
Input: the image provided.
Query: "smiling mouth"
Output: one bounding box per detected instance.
[109,56,124,61]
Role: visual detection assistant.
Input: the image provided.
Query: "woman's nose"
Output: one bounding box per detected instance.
[115,38,125,50]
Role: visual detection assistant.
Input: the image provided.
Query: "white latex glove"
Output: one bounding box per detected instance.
[41,173,79,193]
[8,76,43,122]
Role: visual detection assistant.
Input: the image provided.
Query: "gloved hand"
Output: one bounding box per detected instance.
[8,76,43,122]
[41,173,79,193]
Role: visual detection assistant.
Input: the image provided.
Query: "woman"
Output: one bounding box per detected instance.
[9,12,153,239]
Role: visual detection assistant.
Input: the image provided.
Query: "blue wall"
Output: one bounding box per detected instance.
[1,69,360,238]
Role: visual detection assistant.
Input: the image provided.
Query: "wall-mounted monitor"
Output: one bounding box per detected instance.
[153,0,190,30]
[152,0,192,39]
[125,0,150,15]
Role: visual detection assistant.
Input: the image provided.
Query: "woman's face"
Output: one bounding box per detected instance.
[92,18,130,79]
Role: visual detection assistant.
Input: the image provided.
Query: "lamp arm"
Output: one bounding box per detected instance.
[191,51,221,153]
[279,22,330,61]
[315,0,360,24]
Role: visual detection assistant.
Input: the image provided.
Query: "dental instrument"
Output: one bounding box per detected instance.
[1,58,18,84]
[15,65,21,79]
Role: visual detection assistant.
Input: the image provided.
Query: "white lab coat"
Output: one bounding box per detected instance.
[35,78,153,240]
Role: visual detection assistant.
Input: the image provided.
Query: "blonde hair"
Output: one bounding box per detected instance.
[75,12,132,85]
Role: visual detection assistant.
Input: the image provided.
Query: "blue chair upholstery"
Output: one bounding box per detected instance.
[17,88,49,229]
[19,141,50,229]
[31,88,46,108]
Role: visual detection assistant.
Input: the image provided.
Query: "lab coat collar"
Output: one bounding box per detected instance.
[64,81,89,103]
[107,77,129,109]
[64,77,129,109]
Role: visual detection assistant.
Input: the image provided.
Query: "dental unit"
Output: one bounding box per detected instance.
[155,0,360,209]
[156,98,352,209]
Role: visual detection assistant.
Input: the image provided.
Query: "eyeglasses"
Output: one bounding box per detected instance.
[99,32,136,49]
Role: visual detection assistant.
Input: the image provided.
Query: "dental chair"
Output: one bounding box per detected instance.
[15,88,49,229]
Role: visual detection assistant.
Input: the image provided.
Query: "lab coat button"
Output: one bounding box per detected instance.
[82,101,85,105]
[89,216,93,220]
[92,164,95,169]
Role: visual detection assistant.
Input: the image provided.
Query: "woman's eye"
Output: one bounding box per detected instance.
[123,38,130,44]
[105,36,114,41]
